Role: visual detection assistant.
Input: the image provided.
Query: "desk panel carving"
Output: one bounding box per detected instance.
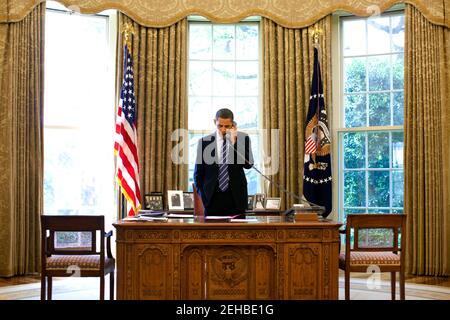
[115,217,341,300]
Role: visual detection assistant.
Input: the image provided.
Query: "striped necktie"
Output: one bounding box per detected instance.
[218,139,229,191]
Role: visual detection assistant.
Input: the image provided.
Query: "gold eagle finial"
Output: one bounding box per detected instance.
[122,22,136,53]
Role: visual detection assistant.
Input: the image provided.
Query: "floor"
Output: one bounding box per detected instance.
[0,272,449,300]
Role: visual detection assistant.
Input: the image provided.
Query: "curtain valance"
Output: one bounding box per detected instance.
[1,0,448,28]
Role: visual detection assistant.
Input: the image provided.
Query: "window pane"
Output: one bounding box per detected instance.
[368,55,390,91]
[391,132,404,168]
[189,97,213,130]
[236,61,258,96]
[212,97,235,113]
[44,12,109,127]
[340,14,404,222]
[189,24,212,60]
[344,57,366,93]
[368,93,390,126]
[236,97,258,129]
[393,91,404,125]
[213,25,235,60]
[236,25,258,60]
[344,208,367,215]
[44,129,79,214]
[344,94,366,127]
[344,171,366,207]
[44,9,115,219]
[212,61,235,96]
[343,19,366,56]
[188,22,261,192]
[392,54,404,90]
[391,16,405,52]
[246,134,261,194]
[367,17,390,54]
[368,170,389,207]
[368,132,389,168]
[188,133,204,192]
[343,132,365,169]
[392,170,404,207]
[189,61,212,96]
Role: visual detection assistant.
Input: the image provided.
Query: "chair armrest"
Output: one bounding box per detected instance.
[105,230,114,259]
[339,228,346,234]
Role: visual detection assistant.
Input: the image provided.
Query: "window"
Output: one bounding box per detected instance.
[338,13,405,224]
[187,21,261,194]
[44,3,117,239]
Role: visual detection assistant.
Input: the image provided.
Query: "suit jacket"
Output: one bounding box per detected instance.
[194,131,254,212]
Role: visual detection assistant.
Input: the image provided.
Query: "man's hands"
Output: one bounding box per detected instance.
[227,124,237,145]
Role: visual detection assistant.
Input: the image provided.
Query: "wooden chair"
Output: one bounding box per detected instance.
[40,215,115,300]
[339,214,406,300]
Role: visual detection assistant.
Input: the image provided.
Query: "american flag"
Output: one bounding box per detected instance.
[114,45,141,216]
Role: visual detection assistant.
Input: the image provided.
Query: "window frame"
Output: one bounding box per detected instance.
[186,19,264,193]
[43,5,118,218]
[332,10,405,222]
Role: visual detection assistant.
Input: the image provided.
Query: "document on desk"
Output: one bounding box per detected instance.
[204,215,242,221]
[166,213,194,218]
[229,218,258,222]
[123,216,168,222]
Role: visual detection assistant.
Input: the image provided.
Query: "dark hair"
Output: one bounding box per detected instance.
[215,108,234,121]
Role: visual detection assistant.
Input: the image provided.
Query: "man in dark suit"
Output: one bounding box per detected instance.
[194,108,254,216]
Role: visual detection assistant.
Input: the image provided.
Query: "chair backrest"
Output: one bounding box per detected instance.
[345,214,406,253]
[192,183,204,217]
[41,215,105,256]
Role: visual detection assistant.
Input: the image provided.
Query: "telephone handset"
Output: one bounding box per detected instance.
[225,121,237,141]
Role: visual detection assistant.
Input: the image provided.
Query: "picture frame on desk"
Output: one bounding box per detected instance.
[144,192,164,211]
[253,193,266,210]
[167,190,184,211]
[247,195,254,210]
[265,197,281,210]
[183,192,194,210]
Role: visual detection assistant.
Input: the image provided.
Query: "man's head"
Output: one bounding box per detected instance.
[214,108,235,136]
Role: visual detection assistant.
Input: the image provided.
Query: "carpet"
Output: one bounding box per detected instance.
[0,277,449,300]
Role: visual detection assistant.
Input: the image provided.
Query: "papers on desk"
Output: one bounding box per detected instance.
[138,210,166,217]
[166,213,194,218]
[123,216,168,222]
[229,218,258,223]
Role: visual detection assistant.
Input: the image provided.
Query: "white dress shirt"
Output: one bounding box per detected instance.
[216,130,228,164]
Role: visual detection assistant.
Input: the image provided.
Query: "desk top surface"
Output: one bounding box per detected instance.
[114,214,342,229]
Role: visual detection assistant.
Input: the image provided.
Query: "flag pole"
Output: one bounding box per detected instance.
[310,26,323,165]
[120,22,134,219]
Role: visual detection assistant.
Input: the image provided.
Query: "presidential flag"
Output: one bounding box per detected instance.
[303,47,332,218]
[114,45,141,216]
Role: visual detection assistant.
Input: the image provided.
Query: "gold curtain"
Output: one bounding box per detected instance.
[0,4,44,276]
[2,1,449,28]
[117,14,188,205]
[262,16,332,210]
[404,4,450,276]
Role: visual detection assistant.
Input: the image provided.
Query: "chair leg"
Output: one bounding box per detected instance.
[400,270,405,300]
[41,275,46,300]
[47,276,52,300]
[100,276,105,300]
[345,270,350,300]
[391,272,396,300]
[110,272,115,300]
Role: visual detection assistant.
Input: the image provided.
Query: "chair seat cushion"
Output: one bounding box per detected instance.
[339,251,400,267]
[46,255,115,272]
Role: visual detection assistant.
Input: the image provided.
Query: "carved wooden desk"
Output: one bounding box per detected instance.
[114,216,341,300]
